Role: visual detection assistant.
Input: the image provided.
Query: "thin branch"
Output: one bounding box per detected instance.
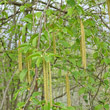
[37,0,51,49]
[0,72,16,110]
[99,15,110,30]
[38,0,67,14]
[54,85,77,100]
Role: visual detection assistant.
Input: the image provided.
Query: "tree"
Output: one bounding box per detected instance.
[0,0,110,110]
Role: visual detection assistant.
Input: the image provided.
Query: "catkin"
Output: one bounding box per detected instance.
[53,34,56,54]
[106,0,110,24]
[26,53,31,84]
[48,62,52,106]
[43,59,47,104]
[66,73,71,107]
[45,62,49,102]
[80,19,86,69]
[18,40,22,72]
[27,59,31,84]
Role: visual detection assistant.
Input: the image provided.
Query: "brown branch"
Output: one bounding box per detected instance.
[37,0,51,49]
[0,38,12,61]
[54,85,77,100]
[0,10,20,21]
[91,82,102,107]
[1,0,67,14]
[99,15,110,30]
[1,1,24,6]
[38,0,67,14]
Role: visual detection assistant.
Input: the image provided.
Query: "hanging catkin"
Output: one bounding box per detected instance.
[27,59,31,84]
[26,53,31,84]
[48,62,52,106]
[43,59,47,104]
[66,73,71,107]
[53,33,56,54]
[18,40,22,72]
[45,61,49,102]
[106,0,110,24]
[80,19,86,69]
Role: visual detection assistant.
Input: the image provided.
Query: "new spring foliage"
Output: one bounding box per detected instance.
[18,40,22,72]
[80,19,86,69]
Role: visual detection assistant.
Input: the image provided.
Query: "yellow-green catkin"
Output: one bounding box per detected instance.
[18,40,22,72]
[48,62,52,106]
[66,73,71,107]
[27,59,31,84]
[53,33,56,54]
[43,59,47,104]
[45,61,49,102]
[80,19,86,69]
[106,0,110,24]
[26,53,31,84]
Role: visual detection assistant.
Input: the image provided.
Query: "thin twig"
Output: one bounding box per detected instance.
[37,0,51,50]
[0,72,16,110]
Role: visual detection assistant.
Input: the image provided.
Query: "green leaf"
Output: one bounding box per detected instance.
[67,0,76,6]
[19,69,27,82]
[2,11,8,18]
[104,72,109,79]
[27,23,32,31]
[22,24,27,36]
[79,88,85,95]
[20,6,26,12]
[17,102,25,108]
[83,95,88,103]
[46,9,53,16]
[67,106,76,110]
[67,8,73,16]
[43,103,50,110]
[104,80,109,86]
[104,104,109,110]
[28,52,41,59]
[36,57,42,67]
[35,12,42,18]
[32,37,37,47]
[22,17,32,23]
[13,90,20,100]
[32,92,41,98]
[95,104,103,110]
[32,98,39,105]
[93,52,98,59]
[76,5,84,15]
